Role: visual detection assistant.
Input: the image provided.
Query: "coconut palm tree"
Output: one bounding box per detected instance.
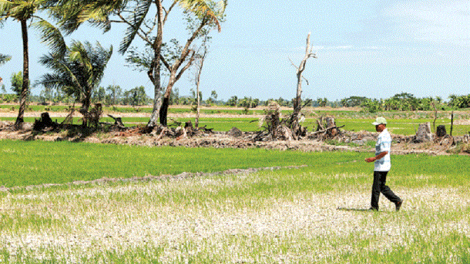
[0,0,66,127]
[59,0,226,127]
[37,40,113,126]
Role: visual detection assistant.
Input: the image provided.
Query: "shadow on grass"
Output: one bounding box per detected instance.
[29,123,125,142]
[337,207,372,212]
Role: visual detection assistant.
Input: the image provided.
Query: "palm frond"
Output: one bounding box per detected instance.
[38,39,113,104]
[119,0,151,54]
[32,18,67,57]
[58,0,128,34]
[4,0,38,21]
[0,0,13,17]
[0,2,10,25]
[0,53,11,65]
[178,0,226,31]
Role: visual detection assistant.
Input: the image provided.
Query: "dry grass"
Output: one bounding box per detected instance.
[0,171,469,263]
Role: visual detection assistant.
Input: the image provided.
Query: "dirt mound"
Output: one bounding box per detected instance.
[0,122,467,156]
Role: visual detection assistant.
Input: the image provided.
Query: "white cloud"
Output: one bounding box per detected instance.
[384,0,470,47]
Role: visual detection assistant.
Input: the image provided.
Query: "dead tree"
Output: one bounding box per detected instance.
[431,101,438,132]
[108,114,125,129]
[262,101,281,138]
[289,32,317,134]
[314,116,343,140]
[193,36,210,128]
[450,111,454,136]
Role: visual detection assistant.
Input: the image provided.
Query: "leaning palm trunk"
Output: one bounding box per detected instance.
[15,20,30,128]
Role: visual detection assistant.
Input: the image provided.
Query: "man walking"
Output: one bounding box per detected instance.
[365,117,403,211]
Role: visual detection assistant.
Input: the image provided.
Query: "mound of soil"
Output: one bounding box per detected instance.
[0,120,466,156]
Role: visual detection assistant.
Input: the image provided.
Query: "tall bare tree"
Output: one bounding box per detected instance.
[289,32,317,130]
[191,34,211,128]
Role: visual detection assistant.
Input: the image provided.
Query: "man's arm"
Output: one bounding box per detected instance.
[365,151,388,163]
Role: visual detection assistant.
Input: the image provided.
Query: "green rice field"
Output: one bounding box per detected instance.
[0,140,468,263]
[0,115,469,135]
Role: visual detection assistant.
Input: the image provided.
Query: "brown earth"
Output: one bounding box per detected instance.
[0,119,464,156]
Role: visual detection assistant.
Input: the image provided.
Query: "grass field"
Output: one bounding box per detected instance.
[1,115,469,136]
[1,140,469,188]
[0,140,469,263]
[2,104,470,134]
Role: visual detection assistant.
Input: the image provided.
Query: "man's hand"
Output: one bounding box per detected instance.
[365,151,388,163]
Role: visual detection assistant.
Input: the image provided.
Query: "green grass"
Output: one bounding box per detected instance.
[0,140,469,263]
[2,115,469,135]
[1,140,469,189]
[2,103,469,134]
[338,118,470,135]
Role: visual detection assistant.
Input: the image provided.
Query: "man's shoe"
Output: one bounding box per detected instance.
[369,207,378,211]
[395,200,403,211]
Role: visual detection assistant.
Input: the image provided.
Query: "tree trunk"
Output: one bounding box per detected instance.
[147,1,164,129]
[415,122,433,142]
[147,66,162,128]
[159,96,170,127]
[450,111,454,137]
[80,91,92,127]
[15,19,29,128]
[291,33,316,134]
[436,125,447,137]
[293,70,303,117]
[147,51,163,128]
[196,86,200,128]
[195,56,204,128]
[325,117,338,136]
[160,73,177,126]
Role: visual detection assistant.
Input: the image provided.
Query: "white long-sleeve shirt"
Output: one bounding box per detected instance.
[375,128,391,171]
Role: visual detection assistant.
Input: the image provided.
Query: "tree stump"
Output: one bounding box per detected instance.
[316,116,325,131]
[265,102,280,138]
[33,112,58,131]
[228,127,243,138]
[436,125,447,137]
[415,122,433,142]
[326,117,338,137]
[108,114,125,128]
[185,120,193,130]
[185,120,194,135]
[314,116,343,140]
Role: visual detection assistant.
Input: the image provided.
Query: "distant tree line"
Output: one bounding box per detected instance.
[1,71,151,107]
[357,93,463,113]
[2,79,470,112]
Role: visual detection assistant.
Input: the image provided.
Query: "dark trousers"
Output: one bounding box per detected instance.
[371,171,401,210]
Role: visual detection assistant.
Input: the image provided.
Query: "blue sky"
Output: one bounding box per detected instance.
[0,0,469,101]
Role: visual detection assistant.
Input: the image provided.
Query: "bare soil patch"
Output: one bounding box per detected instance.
[0,119,463,156]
